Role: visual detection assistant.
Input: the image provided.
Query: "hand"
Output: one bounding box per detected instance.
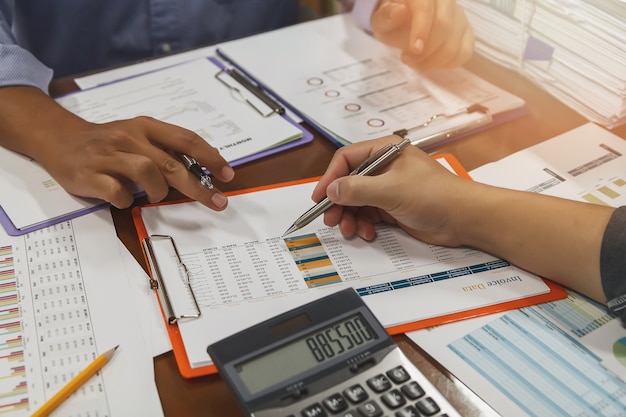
[37,116,235,210]
[312,136,472,244]
[371,0,475,70]
[0,85,234,210]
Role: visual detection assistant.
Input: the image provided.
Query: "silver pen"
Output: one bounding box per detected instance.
[177,153,214,189]
[282,136,411,237]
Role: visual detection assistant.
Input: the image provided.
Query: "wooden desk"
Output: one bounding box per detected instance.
[51,53,626,417]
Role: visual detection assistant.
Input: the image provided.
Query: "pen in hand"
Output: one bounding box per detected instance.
[177,153,214,189]
[282,136,411,237]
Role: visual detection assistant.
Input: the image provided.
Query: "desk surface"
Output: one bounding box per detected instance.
[51,53,626,417]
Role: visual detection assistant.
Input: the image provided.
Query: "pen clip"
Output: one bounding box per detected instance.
[352,137,411,176]
[215,68,279,117]
[352,143,394,175]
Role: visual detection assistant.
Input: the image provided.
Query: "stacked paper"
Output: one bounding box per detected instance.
[459,0,626,128]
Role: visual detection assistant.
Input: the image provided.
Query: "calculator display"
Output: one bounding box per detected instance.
[235,313,377,394]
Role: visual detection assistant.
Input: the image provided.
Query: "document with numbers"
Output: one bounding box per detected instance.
[132,155,564,377]
[0,210,163,416]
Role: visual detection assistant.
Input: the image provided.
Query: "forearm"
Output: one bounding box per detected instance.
[457,182,613,302]
[0,86,89,160]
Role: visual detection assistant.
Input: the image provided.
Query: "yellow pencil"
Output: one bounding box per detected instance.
[31,345,119,417]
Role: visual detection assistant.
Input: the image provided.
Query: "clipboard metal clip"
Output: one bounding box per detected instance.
[215,68,286,118]
[142,234,201,324]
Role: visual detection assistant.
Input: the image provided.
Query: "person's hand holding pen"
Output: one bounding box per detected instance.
[371,0,475,70]
[311,135,471,244]
[0,86,235,210]
[313,136,615,305]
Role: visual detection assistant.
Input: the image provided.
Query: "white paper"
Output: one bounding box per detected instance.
[1,210,162,416]
[139,178,550,369]
[458,0,626,127]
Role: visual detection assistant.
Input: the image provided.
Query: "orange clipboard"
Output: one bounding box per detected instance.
[131,153,566,378]
[132,177,321,378]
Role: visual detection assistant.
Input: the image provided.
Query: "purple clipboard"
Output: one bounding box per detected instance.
[1,57,313,236]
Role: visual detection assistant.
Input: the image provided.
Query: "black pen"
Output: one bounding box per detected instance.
[228,69,285,115]
[176,153,214,189]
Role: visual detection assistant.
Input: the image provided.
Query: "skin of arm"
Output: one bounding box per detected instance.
[0,86,235,210]
[313,136,613,303]
[370,0,475,69]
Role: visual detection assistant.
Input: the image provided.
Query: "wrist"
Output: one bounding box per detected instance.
[0,86,89,161]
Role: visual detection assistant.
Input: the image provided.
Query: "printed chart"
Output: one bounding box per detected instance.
[0,223,110,416]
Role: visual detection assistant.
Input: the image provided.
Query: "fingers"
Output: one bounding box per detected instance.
[42,116,235,210]
[372,0,474,70]
[402,0,474,69]
[138,116,235,183]
[129,117,233,210]
[371,1,411,49]
[327,174,398,212]
[313,136,399,203]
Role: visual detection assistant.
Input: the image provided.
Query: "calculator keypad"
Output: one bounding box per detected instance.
[269,348,459,417]
[296,365,452,417]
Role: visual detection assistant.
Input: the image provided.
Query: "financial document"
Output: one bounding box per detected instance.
[0,211,162,416]
[137,178,553,369]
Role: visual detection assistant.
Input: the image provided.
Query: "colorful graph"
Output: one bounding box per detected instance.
[284,234,341,288]
[582,176,626,206]
[0,245,29,413]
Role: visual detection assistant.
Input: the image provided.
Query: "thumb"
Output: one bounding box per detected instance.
[371,1,411,49]
[327,175,397,210]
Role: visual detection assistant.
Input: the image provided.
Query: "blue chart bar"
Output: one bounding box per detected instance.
[356,259,511,296]
[0,245,29,413]
[536,293,614,337]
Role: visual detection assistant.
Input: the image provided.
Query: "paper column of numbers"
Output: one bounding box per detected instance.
[18,222,109,414]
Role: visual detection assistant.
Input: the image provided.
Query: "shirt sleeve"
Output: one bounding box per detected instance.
[600,205,626,322]
[0,9,53,92]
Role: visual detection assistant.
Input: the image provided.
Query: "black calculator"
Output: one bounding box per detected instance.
[207,288,460,417]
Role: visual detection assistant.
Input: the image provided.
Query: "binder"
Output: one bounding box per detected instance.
[0,57,313,236]
[132,153,566,378]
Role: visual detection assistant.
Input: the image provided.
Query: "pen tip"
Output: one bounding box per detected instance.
[282,225,297,238]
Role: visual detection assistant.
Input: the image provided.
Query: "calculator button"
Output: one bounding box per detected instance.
[301,402,328,417]
[357,399,384,417]
[340,410,359,417]
[415,397,441,416]
[395,405,419,417]
[386,366,410,384]
[343,384,369,403]
[366,374,391,393]
[381,388,406,409]
[323,393,348,413]
[401,381,425,400]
